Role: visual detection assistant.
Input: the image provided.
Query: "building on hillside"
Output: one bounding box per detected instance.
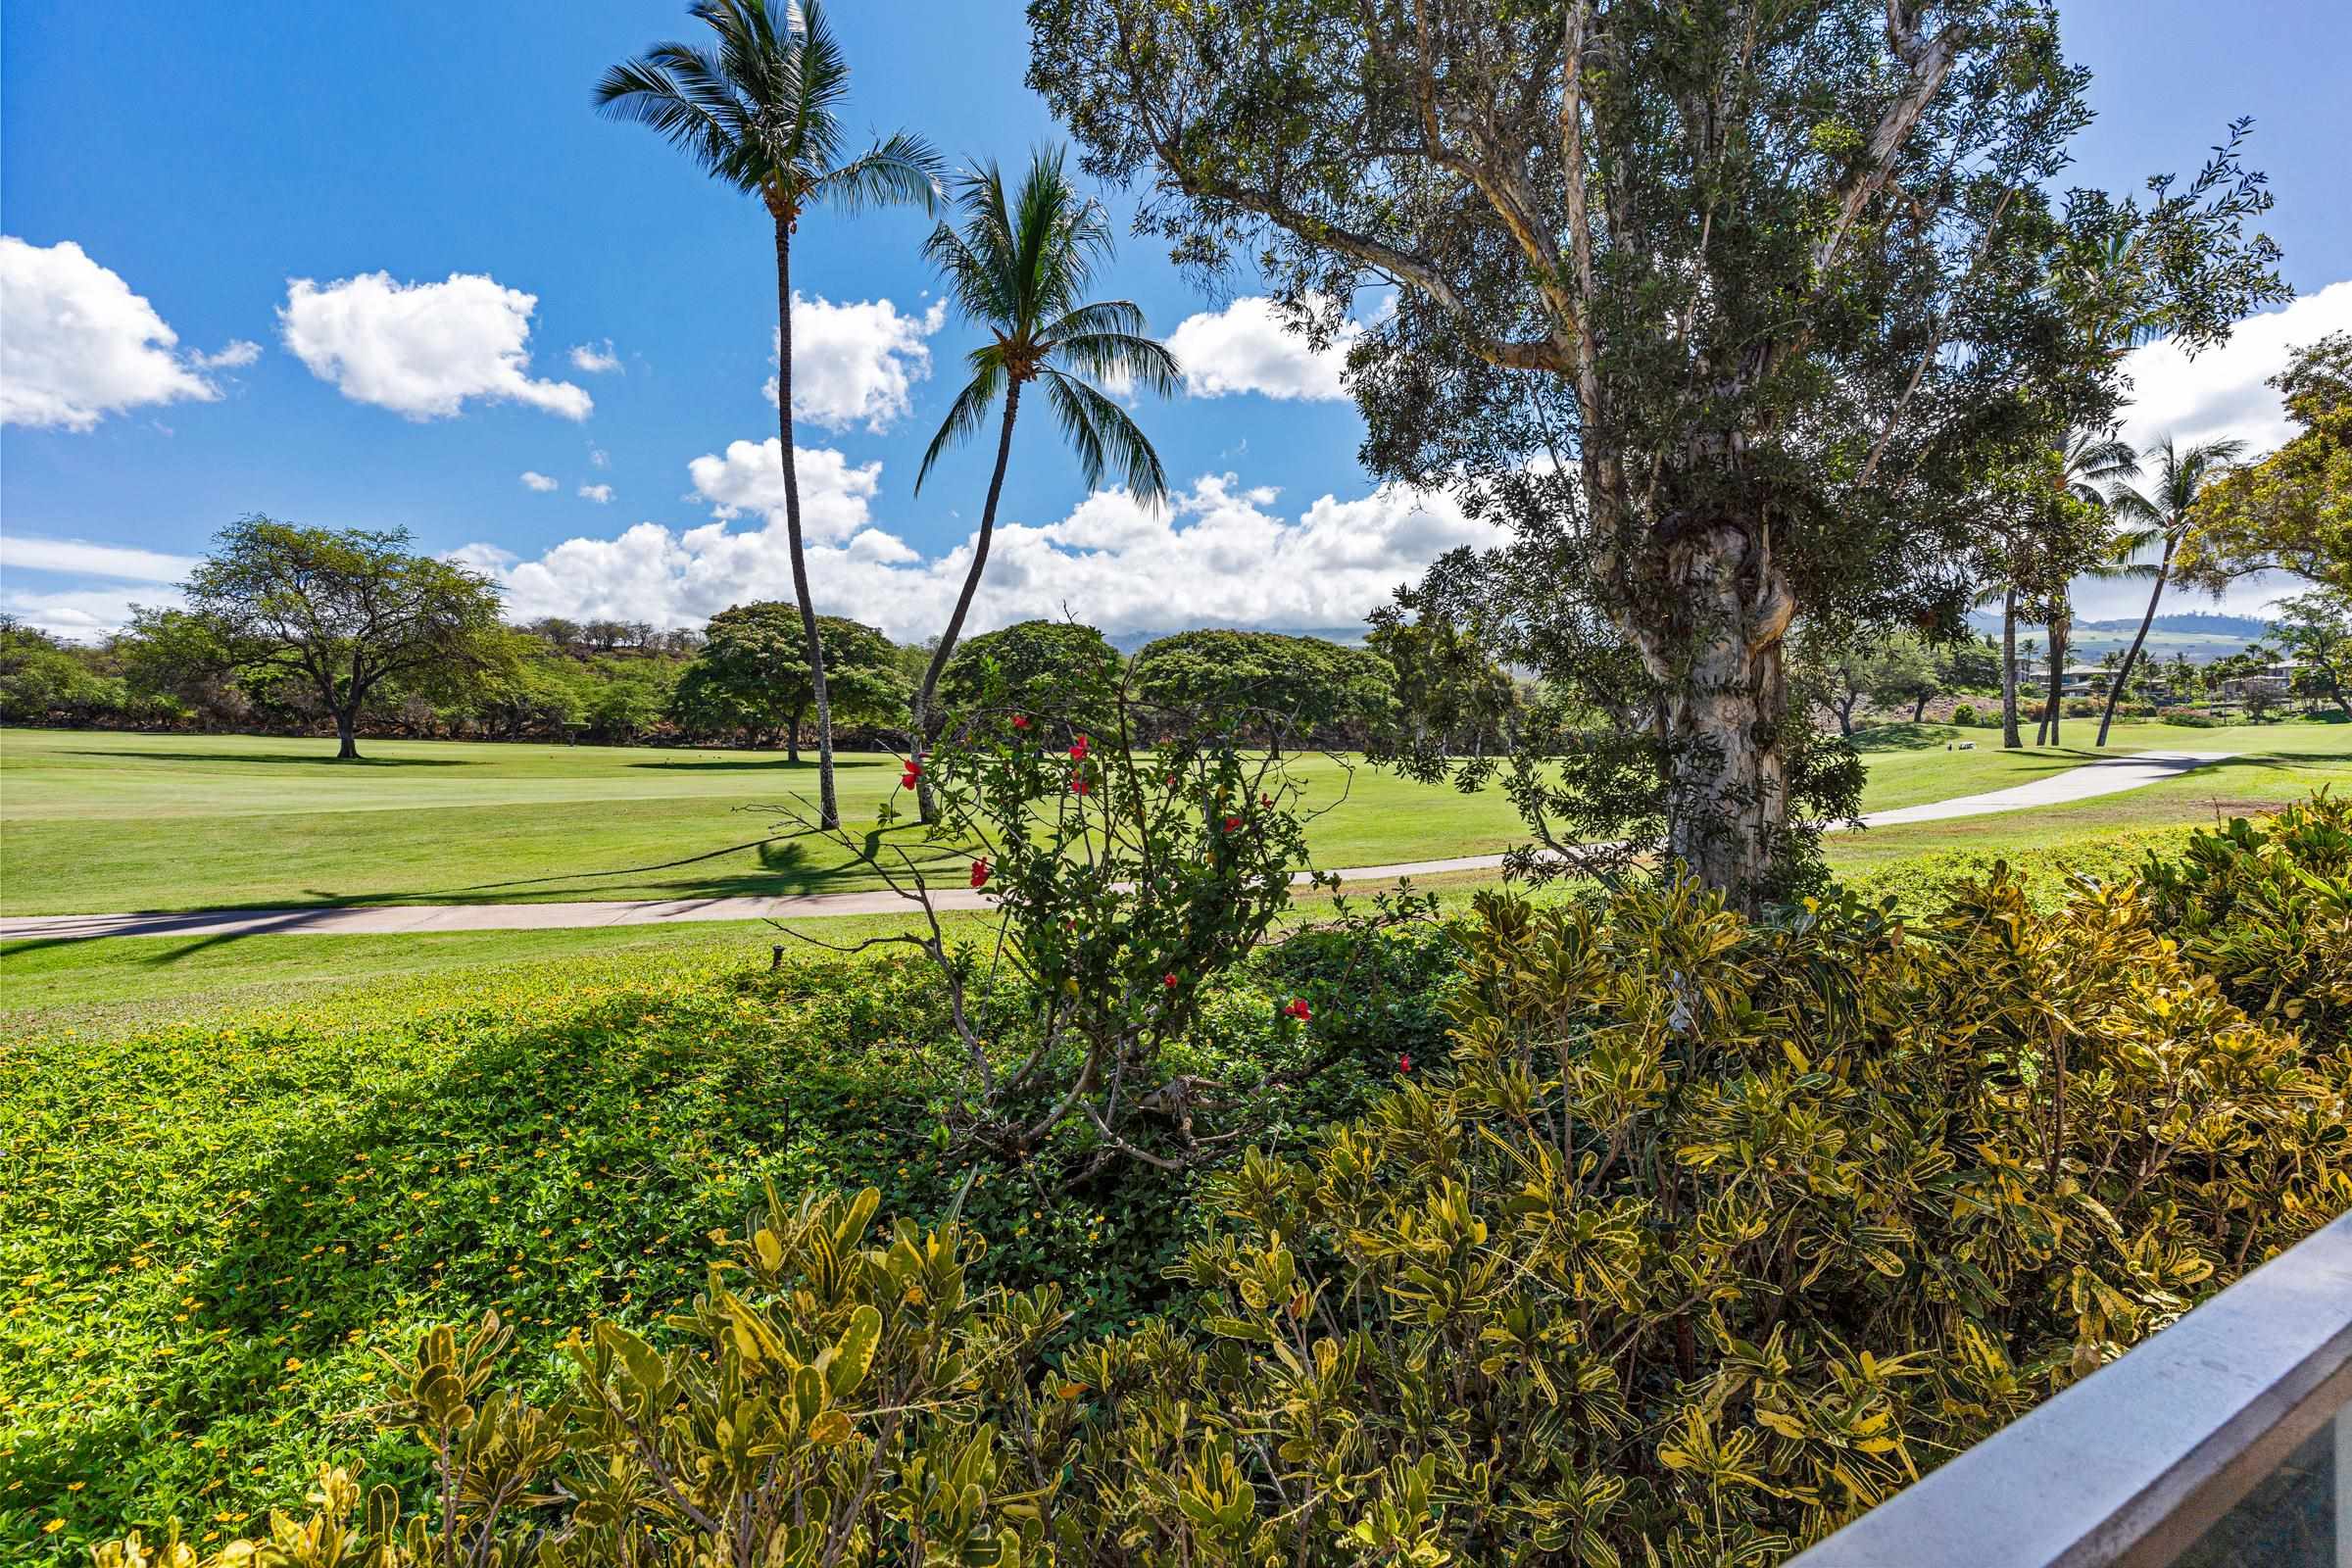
[2216,660,2296,705]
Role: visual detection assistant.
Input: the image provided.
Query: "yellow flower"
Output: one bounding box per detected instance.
[42,1519,65,1534]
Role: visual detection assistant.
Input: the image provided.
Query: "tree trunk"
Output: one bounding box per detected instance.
[2041,613,2067,746]
[1837,695,1856,737]
[913,381,1024,825]
[2001,588,2023,749]
[786,701,805,764]
[334,710,361,760]
[2097,539,2174,747]
[773,215,840,828]
[1637,522,1795,913]
[1911,691,1929,722]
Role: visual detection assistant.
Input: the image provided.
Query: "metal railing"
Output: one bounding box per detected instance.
[1788,1209,2352,1568]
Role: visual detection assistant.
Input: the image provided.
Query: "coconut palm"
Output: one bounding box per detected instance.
[598,0,939,827]
[906,148,1178,821]
[2033,429,2146,745]
[2092,434,2249,745]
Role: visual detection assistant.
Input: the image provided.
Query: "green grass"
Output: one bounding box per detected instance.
[0,924,1444,1561]
[0,729,1540,916]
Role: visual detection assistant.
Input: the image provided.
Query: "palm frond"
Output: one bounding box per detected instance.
[595,53,750,187]
[914,360,1007,495]
[1050,328,1180,400]
[1043,368,1168,505]
[817,130,944,215]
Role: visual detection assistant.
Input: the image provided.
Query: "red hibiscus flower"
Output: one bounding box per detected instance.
[1068,734,1090,760]
[1070,774,1093,795]
[1398,1053,1412,1074]
[1283,998,1312,1021]
[1223,815,1242,832]
[969,858,990,889]
[1011,713,1031,729]
[1163,972,1178,989]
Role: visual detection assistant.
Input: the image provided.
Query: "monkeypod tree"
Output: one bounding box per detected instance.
[936,618,1123,737]
[1029,0,2283,906]
[670,604,906,757]
[1130,628,1396,753]
[129,517,507,760]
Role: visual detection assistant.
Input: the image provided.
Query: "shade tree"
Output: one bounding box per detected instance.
[125,517,508,760]
[670,604,907,758]
[1130,629,1395,753]
[2179,332,2352,598]
[1029,0,2285,906]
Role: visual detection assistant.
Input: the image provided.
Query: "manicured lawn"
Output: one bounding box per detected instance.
[0,728,1539,915]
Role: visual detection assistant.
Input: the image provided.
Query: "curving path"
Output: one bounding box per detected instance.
[0,749,2235,943]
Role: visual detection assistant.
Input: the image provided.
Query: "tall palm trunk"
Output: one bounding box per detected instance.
[2000,586,2023,749]
[913,381,1023,824]
[773,215,840,827]
[2097,537,2173,747]
[2040,611,2067,746]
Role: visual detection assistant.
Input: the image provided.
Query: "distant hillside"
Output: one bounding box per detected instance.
[1965,609,2271,664]
[1104,624,1373,654]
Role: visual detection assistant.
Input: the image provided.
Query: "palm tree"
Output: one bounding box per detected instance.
[906,148,1178,822]
[2034,429,2144,746]
[598,0,939,827]
[2092,435,2248,746]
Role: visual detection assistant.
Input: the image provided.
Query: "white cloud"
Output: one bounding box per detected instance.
[458,466,1504,639]
[0,237,245,429]
[0,583,182,640]
[0,535,198,582]
[589,447,611,468]
[519,470,560,492]
[191,339,262,370]
[2119,278,2352,458]
[685,437,882,541]
[569,339,622,373]
[1167,295,1360,401]
[764,293,947,432]
[578,483,614,504]
[2068,279,2352,622]
[278,270,592,420]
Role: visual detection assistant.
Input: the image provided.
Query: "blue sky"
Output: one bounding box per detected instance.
[3,0,2345,641]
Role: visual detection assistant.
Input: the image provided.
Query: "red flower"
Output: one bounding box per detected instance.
[1398,1053,1412,1074]
[1223,815,1242,832]
[1070,774,1093,795]
[900,770,919,790]
[1283,998,1312,1021]
[1163,972,1178,989]
[1259,793,1272,808]
[1068,734,1091,760]
[969,858,990,889]
[1011,713,1031,729]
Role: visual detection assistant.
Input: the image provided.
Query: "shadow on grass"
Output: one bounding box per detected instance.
[621,754,901,771]
[55,748,468,767]
[21,976,935,1541]
[1847,722,1962,752]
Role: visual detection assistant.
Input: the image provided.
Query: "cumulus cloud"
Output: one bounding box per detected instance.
[569,339,622,373]
[684,437,883,541]
[278,270,592,420]
[764,293,947,432]
[458,466,1504,638]
[2066,279,2352,622]
[0,237,251,429]
[2119,278,2352,458]
[519,470,560,493]
[578,483,614,504]
[1167,296,1360,401]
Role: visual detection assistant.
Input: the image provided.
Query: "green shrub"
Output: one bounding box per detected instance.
[129,853,2350,1567]
[1950,702,1978,725]
[2138,790,2352,1040]
[2163,710,2225,727]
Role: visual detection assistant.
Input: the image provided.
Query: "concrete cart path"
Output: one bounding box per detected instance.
[0,749,2237,942]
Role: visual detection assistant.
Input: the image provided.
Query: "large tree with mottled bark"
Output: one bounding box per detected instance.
[1029,0,2282,906]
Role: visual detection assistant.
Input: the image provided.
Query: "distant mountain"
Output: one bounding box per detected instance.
[1103,624,1373,654]
[1963,608,2271,664]
[2077,612,2274,638]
